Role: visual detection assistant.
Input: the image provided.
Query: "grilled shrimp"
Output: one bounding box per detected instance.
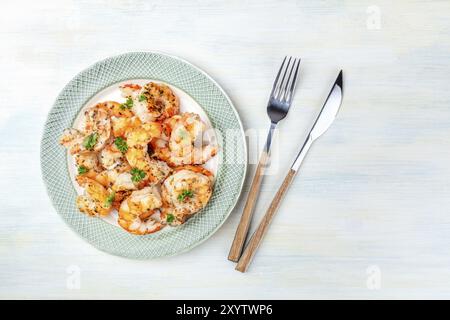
[75,151,101,173]
[85,169,134,211]
[118,186,165,235]
[59,128,84,154]
[119,83,141,97]
[125,145,150,171]
[83,104,112,151]
[125,146,171,185]
[146,158,172,185]
[152,113,218,166]
[161,165,214,225]
[76,176,113,217]
[99,143,125,170]
[111,190,132,211]
[126,122,162,148]
[120,82,179,123]
[112,172,136,191]
[99,100,134,118]
[125,123,169,183]
[143,82,179,121]
[94,169,136,192]
[60,103,112,154]
[111,116,141,138]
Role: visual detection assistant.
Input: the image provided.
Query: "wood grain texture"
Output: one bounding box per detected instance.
[236,169,297,272]
[2,0,450,299]
[228,150,269,261]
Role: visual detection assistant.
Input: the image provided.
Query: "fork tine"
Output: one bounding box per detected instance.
[285,59,301,103]
[275,57,292,100]
[282,58,297,102]
[269,57,287,98]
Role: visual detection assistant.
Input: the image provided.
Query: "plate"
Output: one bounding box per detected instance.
[41,52,247,259]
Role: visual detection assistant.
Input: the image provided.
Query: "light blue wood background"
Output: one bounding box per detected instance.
[1,0,450,299]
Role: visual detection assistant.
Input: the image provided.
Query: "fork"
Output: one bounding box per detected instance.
[228,57,301,262]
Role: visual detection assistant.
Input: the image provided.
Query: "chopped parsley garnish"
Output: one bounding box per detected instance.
[120,97,133,110]
[104,192,115,208]
[166,214,175,223]
[177,190,194,202]
[82,132,98,150]
[138,94,147,102]
[131,168,146,183]
[114,137,128,153]
[77,166,88,175]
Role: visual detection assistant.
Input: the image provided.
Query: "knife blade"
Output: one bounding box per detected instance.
[291,70,343,171]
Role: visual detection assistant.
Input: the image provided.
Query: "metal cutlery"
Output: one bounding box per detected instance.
[228,57,301,262]
[235,71,344,272]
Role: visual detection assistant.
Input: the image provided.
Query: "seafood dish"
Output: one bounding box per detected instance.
[59,82,218,235]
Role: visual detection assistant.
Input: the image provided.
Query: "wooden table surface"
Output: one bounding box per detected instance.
[1,0,450,299]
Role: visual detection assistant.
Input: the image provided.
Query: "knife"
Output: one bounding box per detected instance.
[235,71,344,272]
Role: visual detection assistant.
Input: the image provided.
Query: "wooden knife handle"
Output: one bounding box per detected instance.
[228,151,270,262]
[236,168,297,272]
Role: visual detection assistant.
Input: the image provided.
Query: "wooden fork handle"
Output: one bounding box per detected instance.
[236,168,297,272]
[228,150,270,262]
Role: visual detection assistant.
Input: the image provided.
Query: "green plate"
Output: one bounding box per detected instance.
[41,52,247,259]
